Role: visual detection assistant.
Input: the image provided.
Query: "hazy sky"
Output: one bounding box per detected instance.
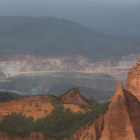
[0,0,140,17]
[0,0,140,5]
[0,0,140,39]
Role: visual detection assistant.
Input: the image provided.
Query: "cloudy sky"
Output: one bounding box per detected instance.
[0,0,140,39]
[0,0,140,17]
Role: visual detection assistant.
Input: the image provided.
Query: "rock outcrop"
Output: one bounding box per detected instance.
[70,115,104,140]
[125,61,140,101]
[1,62,140,140]
[71,81,140,140]
[100,82,136,140]
[0,94,87,121]
[60,87,91,106]
[0,96,55,121]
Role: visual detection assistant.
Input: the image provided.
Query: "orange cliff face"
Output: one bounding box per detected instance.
[0,94,86,121]
[0,96,55,121]
[100,82,138,140]
[100,62,140,140]
[67,114,104,140]
[1,81,140,140]
[69,82,140,140]
[2,62,140,140]
[60,87,92,106]
[0,88,91,140]
[125,61,140,101]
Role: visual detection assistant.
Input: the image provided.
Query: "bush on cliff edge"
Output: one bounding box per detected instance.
[0,102,109,139]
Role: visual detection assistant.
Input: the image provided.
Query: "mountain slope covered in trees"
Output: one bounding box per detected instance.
[0,16,138,59]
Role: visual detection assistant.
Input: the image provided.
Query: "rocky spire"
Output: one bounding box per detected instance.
[125,61,140,101]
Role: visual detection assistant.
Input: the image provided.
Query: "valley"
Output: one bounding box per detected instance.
[0,53,139,103]
[0,16,139,103]
[0,62,140,139]
[0,2,140,139]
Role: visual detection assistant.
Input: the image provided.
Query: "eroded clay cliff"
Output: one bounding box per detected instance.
[60,87,91,106]
[125,61,140,101]
[1,62,140,140]
[0,91,87,121]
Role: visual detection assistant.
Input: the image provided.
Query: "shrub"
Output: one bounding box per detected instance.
[0,102,110,139]
[0,112,34,137]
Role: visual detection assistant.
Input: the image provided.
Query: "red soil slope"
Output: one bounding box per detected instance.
[1,62,140,139]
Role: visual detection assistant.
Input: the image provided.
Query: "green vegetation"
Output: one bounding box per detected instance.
[0,112,34,137]
[0,91,21,103]
[0,102,109,139]
[78,104,94,111]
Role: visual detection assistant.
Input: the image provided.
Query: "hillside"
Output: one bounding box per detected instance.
[0,88,97,139]
[0,16,138,59]
[59,87,92,106]
[0,61,140,139]
[1,2,140,40]
[0,71,118,102]
[0,53,140,102]
[0,88,93,123]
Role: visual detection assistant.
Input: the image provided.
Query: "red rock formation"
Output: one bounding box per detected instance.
[71,80,140,140]
[72,81,140,140]
[1,62,140,140]
[124,89,140,140]
[100,82,136,140]
[60,87,91,106]
[0,96,55,120]
[70,115,104,140]
[0,95,86,121]
[125,61,140,101]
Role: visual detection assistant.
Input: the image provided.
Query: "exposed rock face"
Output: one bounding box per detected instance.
[60,87,91,106]
[1,62,140,140]
[0,83,140,140]
[100,82,136,140]
[125,61,140,101]
[124,90,140,139]
[0,53,140,79]
[0,94,87,121]
[63,77,140,140]
[72,81,140,140]
[63,104,86,114]
[0,96,55,120]
[71,115,104,140]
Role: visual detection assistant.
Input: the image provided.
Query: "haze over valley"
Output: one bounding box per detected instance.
[1,1,140,139]
[0,13,139,102]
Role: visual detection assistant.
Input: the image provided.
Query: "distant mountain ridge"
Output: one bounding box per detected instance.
[0,53,139,79]
[0,16,138,59]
